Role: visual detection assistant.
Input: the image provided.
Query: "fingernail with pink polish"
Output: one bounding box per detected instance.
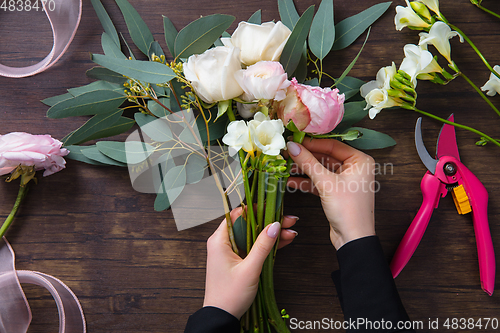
[287,229,298,236]
[284,215,299,221]
[287,142,301,157]
[267,222,281,238]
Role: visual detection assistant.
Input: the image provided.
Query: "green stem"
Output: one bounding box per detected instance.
[261,175,289,333]
[0,181,29,238]
[457,71,500,117]
[256,171,266,234]
[410,106,500,148]
[446,23,500,81]
[475,3,500,20]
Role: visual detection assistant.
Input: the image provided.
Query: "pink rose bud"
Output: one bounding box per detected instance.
[275,78,345,135]
[0,132,69,177]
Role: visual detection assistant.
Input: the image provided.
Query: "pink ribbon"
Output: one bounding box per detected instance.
[0,0,82,78]
[0,237,86,333]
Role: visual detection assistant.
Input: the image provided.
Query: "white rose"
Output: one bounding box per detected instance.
[222,120,253,156]
[481,65,500,97]
[394,0,432,31]
[419,21,463,63]
[222,21,291,66]
[183,46,243,103]
[400,44,443,85]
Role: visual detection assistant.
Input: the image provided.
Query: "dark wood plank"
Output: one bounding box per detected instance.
[1,1,499,332]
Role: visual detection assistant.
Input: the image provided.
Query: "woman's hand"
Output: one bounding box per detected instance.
[286,138,376,250]
[202,209,298,319]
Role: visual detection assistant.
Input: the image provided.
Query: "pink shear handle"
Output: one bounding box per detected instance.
[391,172,445,278]
[456,161,495,296]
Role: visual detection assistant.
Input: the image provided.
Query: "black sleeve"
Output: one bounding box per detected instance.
[184,306,240,333]
[331,236,415,333]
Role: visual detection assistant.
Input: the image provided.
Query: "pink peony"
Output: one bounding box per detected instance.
[275,78,345,134]
[0,132,69,177]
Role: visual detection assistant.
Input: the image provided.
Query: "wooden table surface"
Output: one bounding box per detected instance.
[1,0,500,332]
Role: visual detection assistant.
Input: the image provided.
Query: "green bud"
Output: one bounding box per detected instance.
[397,70,412,81]
[475,137,488,146]
[410,2,432,21]
[441,69,454,81]
[387,89,406,98]
[394,73,413,87]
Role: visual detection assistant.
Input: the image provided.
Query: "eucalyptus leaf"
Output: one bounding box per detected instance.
[248,9,262,24]
[233,215,247,250]
[346,127,396,150]
[41,93,73,107]
[215,31,231,47]
[304,78,319,86]
[185,153,207,184]
[134,113,174,142]
[337,76,366,92]
[149,41,165,60]
[90,0,120,47]
[337,101,368,129]
[154,193,171,211]
[91,54,176,84]
[63,109,123,146]
[156,165,186,208]
[163,16,178,57]
[291,46,307,83]
[65,145,107,166]
[120,32,136,60]
[174,14,235,60]
[341,129,361,141]
[179,127,201,145]
[81,146,127,166]
[168,79,184,112]
[196,112,229,144]
[309,0,334,60]
[46,90,126,119]
[151,84,167,98]
[86,67,127,84]
[67,80,125,97]
[101,32,127,59]
[332,1,391,50]
[115,0,155,56]
[84,117,135,142]
[335,27,370,88]
[96,141,155,164]
[280,6,315,77]
[148,98,171,117]
[278,0,300,30]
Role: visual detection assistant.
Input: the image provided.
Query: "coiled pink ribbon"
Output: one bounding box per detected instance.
[0,237,86,333]
[0,0,82,78]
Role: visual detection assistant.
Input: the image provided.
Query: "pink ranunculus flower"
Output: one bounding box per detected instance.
[275,78,345,135]
[0,132,69,177]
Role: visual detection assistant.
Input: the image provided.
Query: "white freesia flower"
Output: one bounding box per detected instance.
[419,21,463,63]
[360,63,400,119]
[222,120,253,156]
[400,44,443,85]
[363,87,401,119]
[395,0,432,31]
[183,46,243,103]
[481,65,500,97]
[248,112,285,156]
[222,21,291,66]
[417,0,440,15]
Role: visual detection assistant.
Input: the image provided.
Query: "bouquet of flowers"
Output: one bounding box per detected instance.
[43,0,395,331]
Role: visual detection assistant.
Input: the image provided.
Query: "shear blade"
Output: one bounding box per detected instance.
[436,114,460,160]
[415,118,438,174]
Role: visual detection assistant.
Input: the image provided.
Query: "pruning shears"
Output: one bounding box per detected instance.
[390,115,495,296]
